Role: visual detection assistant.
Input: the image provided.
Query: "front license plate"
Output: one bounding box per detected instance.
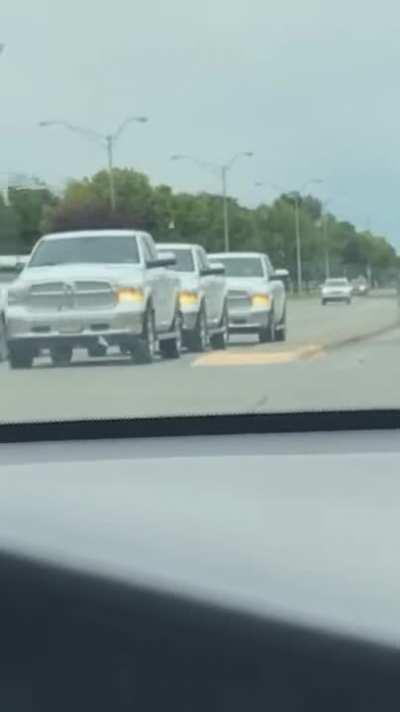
[58,322,83,335]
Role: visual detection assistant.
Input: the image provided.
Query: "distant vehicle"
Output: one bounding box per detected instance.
[209,252,287,342]
[157,243,228,351]
[321,278,353,305]
[5,230,182,369]
[352,276,370,296]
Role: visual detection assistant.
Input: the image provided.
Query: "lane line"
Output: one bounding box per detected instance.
[192,344,323,367]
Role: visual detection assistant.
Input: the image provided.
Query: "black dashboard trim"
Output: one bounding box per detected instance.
[0,409,399,443]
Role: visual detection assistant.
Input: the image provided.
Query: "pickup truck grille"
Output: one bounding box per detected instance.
[27,281,114,312]
[228,290,251,310]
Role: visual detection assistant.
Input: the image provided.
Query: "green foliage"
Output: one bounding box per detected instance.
[1,166,398,286]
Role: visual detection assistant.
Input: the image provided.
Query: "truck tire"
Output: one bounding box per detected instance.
[275,307,287,342]
[50,345,73,367]
[134,307,156,365]
[210,303,228,351]
[0,316,7,362]
[88,344,107,358]
[8,343,33,370]
[259,308,275,343]
[186,304,208,353]
[160,310,182,360]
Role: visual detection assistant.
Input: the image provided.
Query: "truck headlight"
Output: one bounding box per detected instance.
[252,293,271,308]
[7,286,27,305]
[116,287,144,304]
[179,290,199,306]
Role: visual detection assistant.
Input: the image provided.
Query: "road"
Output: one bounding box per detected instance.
[0,294,399,422]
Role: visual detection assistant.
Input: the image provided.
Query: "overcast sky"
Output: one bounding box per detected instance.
[2,1,400,245]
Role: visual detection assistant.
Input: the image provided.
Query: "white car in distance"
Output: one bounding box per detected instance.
[157,243,228,351]
[5,230,182,368]
[209,252,287,343]
[321,278,353,305]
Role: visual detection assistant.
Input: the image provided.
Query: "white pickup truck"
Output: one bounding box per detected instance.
[209,252,287,342]
[157,243,228,351]
[5,230,182,368]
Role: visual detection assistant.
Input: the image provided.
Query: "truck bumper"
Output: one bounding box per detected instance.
[228,308,271,334]
[6,305,145,348]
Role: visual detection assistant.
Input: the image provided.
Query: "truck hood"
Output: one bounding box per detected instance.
[225,277,268,293]
[17,263,144,287]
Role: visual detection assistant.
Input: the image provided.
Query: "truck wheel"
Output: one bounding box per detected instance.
[210,304,228,351]
[134,308,156,365]
[259,309,275,343]
[275,308,287,342]
[88,344,107,358]
[51,345,73,367]
[0,317,7,362]
[160,310,182,360]
[8,343,33,370]
[186,305,208,352]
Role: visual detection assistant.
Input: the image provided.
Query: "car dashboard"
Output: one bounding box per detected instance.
[1,427,400,710]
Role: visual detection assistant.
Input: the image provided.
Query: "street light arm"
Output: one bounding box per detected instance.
[112,115,148,142]
[170,154,220,176]
[39,120,105,145]
[299,178,324,195]
[225,151,253,171]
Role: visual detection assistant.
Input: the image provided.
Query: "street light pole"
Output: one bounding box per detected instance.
[105,135,116,212]
[294,196,302,292]
[322,211,330,280]
[254,178,323,291]
[171,152,253,251]
[39,115,148,211]
[221,165,230,251]
[293,180,324,292]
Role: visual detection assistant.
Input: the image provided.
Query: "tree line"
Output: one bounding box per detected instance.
[0,167,397,286]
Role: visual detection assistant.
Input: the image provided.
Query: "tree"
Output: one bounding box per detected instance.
[0,194,21,254]
[43,168,158,235]
[9,185,58,250]
[41,167,398,285]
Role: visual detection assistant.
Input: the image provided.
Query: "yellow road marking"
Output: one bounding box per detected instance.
[192,344,324,367]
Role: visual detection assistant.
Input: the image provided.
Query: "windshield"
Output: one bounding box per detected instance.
[213,257,264,278]
[30,236,140,267]
[159,248,194,272]
[1,3,400,429]
[325,279,348,286]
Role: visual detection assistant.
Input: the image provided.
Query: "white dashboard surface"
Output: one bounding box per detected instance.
[1,429,400,646]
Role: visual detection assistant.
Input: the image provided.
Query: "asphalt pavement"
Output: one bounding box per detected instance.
[0,293,399,422]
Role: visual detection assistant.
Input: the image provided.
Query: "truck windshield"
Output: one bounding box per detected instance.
[30,236,140,267]
[213,257,264,278]
[325,279,348,286]
[159,249,194,272]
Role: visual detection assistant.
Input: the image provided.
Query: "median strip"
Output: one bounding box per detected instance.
[192,344,323,367]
